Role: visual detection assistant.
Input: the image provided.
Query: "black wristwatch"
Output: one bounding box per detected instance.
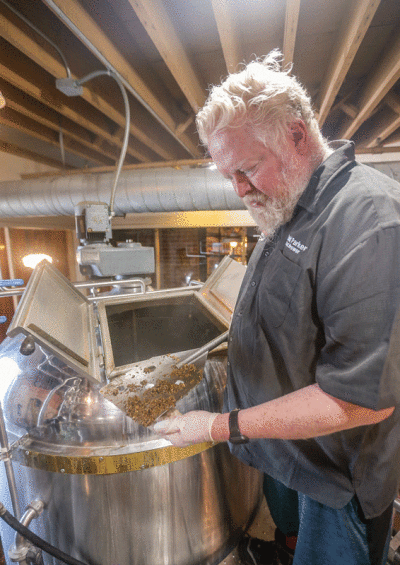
[228,408,249,444]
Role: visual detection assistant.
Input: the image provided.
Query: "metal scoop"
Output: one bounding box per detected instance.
[99,331,229,426]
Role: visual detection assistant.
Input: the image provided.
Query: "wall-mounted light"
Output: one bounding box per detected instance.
[22,254,53,269]
[0,91,5,109]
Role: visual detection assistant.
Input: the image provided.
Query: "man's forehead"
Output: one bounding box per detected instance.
[208,141,244,174]
[208,126,267,167]
[209,126,254,155]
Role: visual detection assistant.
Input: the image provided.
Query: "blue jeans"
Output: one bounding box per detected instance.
[264,476,393,565]
[263,474,299,536]
[294,493,392,565]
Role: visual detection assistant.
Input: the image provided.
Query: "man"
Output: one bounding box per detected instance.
[153,51,400,565]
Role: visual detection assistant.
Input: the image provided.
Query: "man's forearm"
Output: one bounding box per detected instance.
[211,383,395,442]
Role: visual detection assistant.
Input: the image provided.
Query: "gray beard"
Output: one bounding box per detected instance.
[244,190,301,239]
[243,167,311,240]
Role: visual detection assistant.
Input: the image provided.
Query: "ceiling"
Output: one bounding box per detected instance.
[1,0,400,175]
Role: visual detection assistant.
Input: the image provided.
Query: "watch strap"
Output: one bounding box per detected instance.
[228,408,249,444]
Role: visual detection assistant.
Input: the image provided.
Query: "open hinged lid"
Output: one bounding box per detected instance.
[198,256,246,326]
[7,261,99,382]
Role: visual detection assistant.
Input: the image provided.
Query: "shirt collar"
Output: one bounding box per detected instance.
[296,140,356,213]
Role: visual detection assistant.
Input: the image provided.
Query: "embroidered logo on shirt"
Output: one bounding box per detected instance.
[285,235,308,254]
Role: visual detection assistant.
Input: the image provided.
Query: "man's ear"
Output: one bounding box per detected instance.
[289,120,308,154]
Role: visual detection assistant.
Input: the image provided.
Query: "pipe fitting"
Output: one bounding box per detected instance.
[8,542,30,563]
[8,500,44,564]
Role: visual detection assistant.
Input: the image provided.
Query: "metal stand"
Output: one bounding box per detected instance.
[0,402,21,521]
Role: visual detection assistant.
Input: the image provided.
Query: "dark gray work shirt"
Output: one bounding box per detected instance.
[225,141,400,518]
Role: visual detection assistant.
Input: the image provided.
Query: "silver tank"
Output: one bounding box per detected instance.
[0,265,262,565]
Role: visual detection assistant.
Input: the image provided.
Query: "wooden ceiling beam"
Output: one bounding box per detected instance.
[317,0,380,127]
[127,0,206,112]
[365,115,400,148]
[0,79,126,164]
[0,40,119,133]
[0,5,176,161]
[0,107,114,166]
[356,144,400,154]
[283,0,301,68]
[175,115,195,136]
[211,0,242,74]
[384,91,400,116]
[42,0,201,157]
[380,127,400,146]
[339,25,400,139]
[340,102,359,119]
[21,158,212,180]
[0,57,151,164]
[0,139,73,170]
[358,94,400,148]
[0,48,148,165]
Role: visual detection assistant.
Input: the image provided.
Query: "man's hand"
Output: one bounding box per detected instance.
[152,410,219,447]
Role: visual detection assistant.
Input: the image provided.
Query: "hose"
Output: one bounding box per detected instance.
[0,503,92,565]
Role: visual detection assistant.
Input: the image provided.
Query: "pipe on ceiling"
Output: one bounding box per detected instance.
[0,166,244,218]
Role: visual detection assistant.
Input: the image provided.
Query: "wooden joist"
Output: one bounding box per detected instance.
[283,0,301,68]
[42,0,202,157]
[338,23,400,139]
[211,0,242,74]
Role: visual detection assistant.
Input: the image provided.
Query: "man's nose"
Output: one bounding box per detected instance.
[232,172,253,198]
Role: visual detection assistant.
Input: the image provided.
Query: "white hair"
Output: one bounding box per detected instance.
[196,50,328,153]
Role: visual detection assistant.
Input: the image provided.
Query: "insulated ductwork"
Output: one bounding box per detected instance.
[0,166,244,218]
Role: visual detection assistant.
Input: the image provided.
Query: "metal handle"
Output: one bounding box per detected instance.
[0,279,24,287]
[176,330,229,368]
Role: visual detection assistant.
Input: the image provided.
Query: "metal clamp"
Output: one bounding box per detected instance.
[0,435,29,461]
[0,446,11,462]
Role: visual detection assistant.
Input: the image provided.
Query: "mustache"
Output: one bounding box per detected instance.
[242,190,269,207]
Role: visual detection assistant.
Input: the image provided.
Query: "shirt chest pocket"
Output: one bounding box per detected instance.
[257,253,303,328]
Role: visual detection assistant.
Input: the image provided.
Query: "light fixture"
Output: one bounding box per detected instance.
[0,91,5,109]
[22,254,53,269]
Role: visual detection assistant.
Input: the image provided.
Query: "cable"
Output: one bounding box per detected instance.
[107,72,130,217]
[76,69,131,217]
[59,126,66,167]
[0,0,71,78]
[0,503,91,565]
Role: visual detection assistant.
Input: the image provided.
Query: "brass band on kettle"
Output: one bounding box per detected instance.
[15,442,214,475]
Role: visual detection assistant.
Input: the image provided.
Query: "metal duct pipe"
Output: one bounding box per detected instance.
[0,166,244,218]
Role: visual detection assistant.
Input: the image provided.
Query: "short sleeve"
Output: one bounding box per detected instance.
[316,225,400,410]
